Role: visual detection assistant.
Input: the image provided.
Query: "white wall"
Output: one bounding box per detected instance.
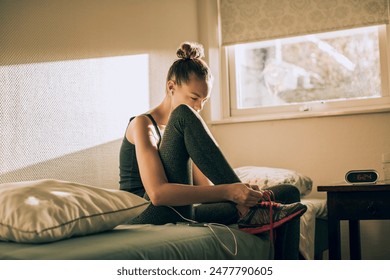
[0,0,199,107]
[0,55,149,173]
[209,113,390,197]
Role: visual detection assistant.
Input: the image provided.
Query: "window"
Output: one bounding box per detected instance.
[225,25,390,120]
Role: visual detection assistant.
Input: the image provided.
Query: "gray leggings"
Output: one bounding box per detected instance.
[133,104,301,259]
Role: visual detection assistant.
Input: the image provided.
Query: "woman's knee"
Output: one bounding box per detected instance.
[266,184,300,204]
[171,104,196,118]
[169,104,202,127]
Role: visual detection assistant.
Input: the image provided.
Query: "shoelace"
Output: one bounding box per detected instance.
[259,189,276,245]
[243,187,277,258]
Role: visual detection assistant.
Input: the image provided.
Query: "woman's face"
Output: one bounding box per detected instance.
[169,75,211,112]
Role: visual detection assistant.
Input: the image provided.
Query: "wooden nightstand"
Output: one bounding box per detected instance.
[317,184,390,260]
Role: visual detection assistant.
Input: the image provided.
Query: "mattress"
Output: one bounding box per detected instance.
[0,224,272,260]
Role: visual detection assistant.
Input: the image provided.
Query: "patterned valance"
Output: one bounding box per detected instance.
[220,0,389,45]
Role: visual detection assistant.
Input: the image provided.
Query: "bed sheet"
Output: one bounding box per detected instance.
[299,198,327,260]
[0,224,272,260]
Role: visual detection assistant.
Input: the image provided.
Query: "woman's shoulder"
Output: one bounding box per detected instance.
[125,114,154,143]
[130,114,153,127]
[127,114,151,132]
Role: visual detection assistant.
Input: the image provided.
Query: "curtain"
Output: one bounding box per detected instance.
[220,0,389,45]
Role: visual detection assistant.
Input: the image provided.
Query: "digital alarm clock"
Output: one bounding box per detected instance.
[345,170,379,184]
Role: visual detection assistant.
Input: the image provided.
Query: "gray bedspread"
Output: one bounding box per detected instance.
[0,224,271,260]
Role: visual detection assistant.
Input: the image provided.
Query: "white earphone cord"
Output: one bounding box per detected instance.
[167,206,238,256]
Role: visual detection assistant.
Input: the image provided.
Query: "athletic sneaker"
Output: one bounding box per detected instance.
[237,200,307,235]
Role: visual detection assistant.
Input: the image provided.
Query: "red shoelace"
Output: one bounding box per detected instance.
[259,189,276,244]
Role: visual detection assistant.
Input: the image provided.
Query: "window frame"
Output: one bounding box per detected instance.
[220,25,390,122]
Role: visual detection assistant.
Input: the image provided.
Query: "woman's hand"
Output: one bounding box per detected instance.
[226,183,263,207]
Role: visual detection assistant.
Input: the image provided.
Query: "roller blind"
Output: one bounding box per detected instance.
[220,0,389,46]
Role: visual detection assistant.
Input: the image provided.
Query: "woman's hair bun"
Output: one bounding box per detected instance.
[176,42,205,60]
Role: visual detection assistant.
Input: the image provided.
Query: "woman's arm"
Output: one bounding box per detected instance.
[129,116,262,207]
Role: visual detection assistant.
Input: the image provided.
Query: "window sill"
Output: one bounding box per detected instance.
[208,104,390,125]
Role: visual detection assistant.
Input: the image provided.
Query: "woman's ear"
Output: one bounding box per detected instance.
[167,80,176,93]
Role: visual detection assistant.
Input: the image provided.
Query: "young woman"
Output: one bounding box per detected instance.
[119,42,307,259]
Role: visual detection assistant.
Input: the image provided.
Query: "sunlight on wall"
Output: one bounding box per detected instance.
[0,54,149,174]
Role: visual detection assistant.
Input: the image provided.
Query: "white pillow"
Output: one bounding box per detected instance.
[234,166,312,196]
[0,179,150,243]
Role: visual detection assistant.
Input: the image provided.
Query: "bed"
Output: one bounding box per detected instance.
[0,179,271,260]
[0,166,324,260]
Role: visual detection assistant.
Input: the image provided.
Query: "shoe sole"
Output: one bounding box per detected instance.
[238,207,307,235]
